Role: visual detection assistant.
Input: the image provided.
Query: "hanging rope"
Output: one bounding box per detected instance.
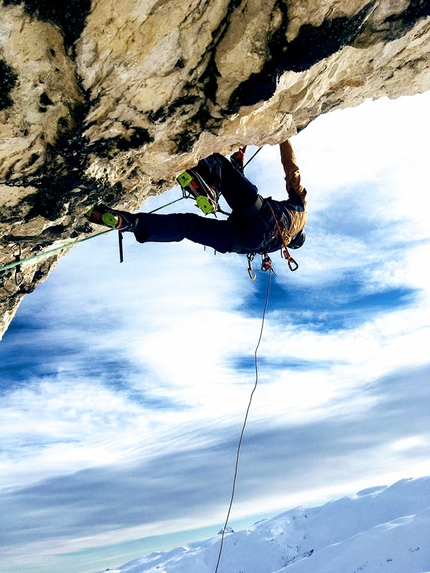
[243,146,263,169]
[214,270,272,573]
[0,196,186,274]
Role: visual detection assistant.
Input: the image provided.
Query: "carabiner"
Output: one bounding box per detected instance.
[282,247,299,271]
[247,254,256,281]
[287,256,298,271]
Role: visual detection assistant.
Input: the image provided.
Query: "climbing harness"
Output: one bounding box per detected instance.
[214,268,272,573]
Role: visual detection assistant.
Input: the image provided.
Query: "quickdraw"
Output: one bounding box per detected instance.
[247,254,256,281]
[246,203,300,280]
[247,253,277,281]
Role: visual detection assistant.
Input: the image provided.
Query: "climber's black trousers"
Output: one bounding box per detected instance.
[135,212,235,253]
[133,154,274,254]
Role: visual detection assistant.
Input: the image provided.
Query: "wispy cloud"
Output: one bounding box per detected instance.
[1,92,430,573]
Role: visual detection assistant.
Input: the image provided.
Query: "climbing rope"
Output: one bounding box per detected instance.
[0,228,112,273]
[243,146,263,169]
[0,196,186,274]
[214,270,272,573]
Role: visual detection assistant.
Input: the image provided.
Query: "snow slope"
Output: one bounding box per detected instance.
[111,477,430,573]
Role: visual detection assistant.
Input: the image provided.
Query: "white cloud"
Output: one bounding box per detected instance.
[1,91,430,573]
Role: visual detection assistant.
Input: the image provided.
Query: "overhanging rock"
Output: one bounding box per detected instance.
[1,0,430,337]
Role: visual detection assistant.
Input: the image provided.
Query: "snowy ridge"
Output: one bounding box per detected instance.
[112,477,430,573]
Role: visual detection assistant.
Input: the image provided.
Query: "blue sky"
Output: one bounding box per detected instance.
[1,91,430,573]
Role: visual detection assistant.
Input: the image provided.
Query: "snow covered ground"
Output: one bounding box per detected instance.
[110,476,430,573]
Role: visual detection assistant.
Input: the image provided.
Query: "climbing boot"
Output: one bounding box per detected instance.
[85,204,138,232]
[176,168,218,215]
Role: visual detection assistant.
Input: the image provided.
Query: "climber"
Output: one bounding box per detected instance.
[85,139,307,267]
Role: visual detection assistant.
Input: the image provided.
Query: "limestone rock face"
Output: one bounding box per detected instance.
[1,0,430,337]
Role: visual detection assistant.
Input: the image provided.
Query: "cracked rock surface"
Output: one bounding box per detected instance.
[1,0,430,337]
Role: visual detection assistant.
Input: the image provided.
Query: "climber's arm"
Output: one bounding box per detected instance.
[279,139,307,207]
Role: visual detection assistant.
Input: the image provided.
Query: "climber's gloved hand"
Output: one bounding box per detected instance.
[230,146,247,173]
